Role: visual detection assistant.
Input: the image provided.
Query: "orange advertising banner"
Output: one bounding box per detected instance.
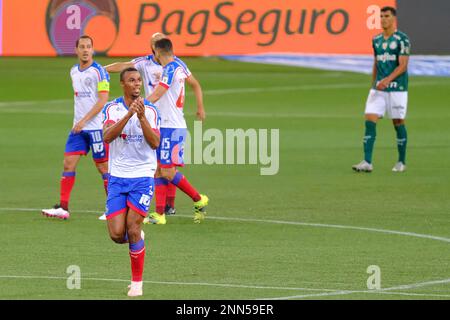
[1,0,396,56]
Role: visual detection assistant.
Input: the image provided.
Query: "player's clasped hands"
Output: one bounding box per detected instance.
[134,98,146,120]
[128,98,145,119]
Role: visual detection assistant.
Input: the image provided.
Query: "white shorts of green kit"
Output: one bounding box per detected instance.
[364,89,408,119]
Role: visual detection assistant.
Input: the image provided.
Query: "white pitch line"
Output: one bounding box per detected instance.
[0,99,71,107]
[0,275,337,293]
[1,275,449,299]
[1,207,450,299]
[190,215,450,244]
[262,278,450,300]
[1,207,450,244]
[0,80,446,108]
[0,83,367,108]
[0,106,360,119]
[1,107,448,120]
[199,81,446,95]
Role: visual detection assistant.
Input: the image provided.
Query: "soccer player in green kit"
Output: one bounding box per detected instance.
[353,6,410,173]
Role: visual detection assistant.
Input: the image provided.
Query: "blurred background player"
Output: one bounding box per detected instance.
[144,38,208,225]
[105,33,206,216]
[102,67,160,297]
[353,6,410,173]
[42,35,110,219]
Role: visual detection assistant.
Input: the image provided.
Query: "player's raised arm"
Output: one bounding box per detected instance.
[146,84,167,104]
[105,61,135,73]
[186,74,206,121]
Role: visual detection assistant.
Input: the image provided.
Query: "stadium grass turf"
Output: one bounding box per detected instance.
[0,57,449,299]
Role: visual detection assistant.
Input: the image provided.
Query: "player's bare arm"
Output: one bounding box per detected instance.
[186,74,206,121]
[105,61,135,73]
[103,105,137,143]
[147,84,167,104]
[372,59,377,86]
[72,91,109,133]
[135,98,160,149]
[376,56,409,90]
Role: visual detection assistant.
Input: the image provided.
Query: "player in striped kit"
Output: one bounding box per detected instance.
[102,67,160,297]
[145,38,208,225]
[105,33,206,217]
[42,35,110,219]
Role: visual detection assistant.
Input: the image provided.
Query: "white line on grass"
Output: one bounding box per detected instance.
[192,215,450,244]
[1,207,449,299]
[0,80,446,108]
[1,207,450,244]
[0,275,449,299]
[0,107,360,119]
[199,81,445,95]
[0,275,337,293]
[261,278,450,300]
[0,83,364,108]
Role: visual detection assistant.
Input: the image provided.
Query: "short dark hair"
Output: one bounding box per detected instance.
[76,35,94,47]
[154,38,173,55]
[381,6,397,16]
[120,67,139,81]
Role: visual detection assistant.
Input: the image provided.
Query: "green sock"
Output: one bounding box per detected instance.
[363,121,377,164]
[395,124,407,164]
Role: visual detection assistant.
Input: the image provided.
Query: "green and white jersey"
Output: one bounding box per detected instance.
[372,30,410,92]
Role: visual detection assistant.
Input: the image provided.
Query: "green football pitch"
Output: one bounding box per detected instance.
[0,57,449,300]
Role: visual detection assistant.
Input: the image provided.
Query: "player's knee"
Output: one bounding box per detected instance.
[109,230,126,244]
[63,162,75,172]
[63,158,77,171]
[110,234,124,244]
[365,114,379,123]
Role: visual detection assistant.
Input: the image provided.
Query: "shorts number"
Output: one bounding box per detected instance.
[162,137,171,149]
[92,143,104,153]
[90,131,103,143]
[161,150,170,160]
[139,194,151,206]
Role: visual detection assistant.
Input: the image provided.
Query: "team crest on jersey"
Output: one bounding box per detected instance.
[382,42,388,50]
[389,41,397,50]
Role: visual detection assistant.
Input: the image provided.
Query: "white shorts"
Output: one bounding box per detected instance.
[364,89,408,119]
